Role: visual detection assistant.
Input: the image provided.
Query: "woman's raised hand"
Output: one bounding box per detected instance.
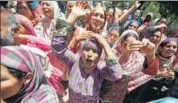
[133,0,141,9]
[140,38,156,56]
[87,31,107,46]
[75,29,90,41]
[71,1,90,18]
[67,1,90,24]
[126,40,143,51]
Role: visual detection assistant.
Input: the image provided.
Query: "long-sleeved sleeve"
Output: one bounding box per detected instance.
[26,35,51,51]
[173,56,178,72]
[142,58,159,75]
[100,57,122,81]
[51,19,77,70]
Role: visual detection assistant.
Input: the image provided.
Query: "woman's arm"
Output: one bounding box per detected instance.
[14,34,51,51]
[68,28,89,53]
[137,24,147,33]
[116,1,141,24]
[51,19,76,68]
[140,38,159,75]
[52,4,89,67]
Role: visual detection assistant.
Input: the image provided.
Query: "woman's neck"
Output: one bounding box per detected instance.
[119,51,131,65]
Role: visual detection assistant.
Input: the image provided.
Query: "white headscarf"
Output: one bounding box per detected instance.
[41,1,65,25]
[113,29,139,48]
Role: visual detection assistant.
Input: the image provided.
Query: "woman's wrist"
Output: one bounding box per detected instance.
[146,53,156,65]
[67,12,79,24]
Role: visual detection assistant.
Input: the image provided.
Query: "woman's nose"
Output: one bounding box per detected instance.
[88,50,93,57]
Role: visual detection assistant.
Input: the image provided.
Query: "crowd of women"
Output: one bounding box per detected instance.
[0,1,178,103]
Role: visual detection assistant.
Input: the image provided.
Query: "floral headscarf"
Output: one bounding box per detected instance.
[15,14,36,36]
[1,46,59,103]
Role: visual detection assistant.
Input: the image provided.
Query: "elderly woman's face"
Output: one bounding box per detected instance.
[1,14,8,37]
[149,31,162,45]
[128,22,138,31]
[90,8,105,32]
[160,41,177,58]
[134,10,141,19]
[0,65,23,99]
[42,2,54,19]
[67,1,76,14]
[109,30,120,43]
[0,13,16,46]
[17,3,33,20]
[106,10,114,24]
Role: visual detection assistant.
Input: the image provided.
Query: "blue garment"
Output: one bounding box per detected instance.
[30,0,39,10]
[150,97,178,103]
[128,13,142,26]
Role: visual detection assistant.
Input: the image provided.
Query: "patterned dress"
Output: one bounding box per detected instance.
[51,19,122,103]
[100,51,157,103]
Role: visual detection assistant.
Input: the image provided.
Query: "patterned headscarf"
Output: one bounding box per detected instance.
[82,38,102,57]
[15,14,36,36]
[159,38,178,48]
[114,29,139,47]
[1,46,59,103]
[156,38,178,71]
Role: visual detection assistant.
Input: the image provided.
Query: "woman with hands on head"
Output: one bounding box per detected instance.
[51,6,122,102]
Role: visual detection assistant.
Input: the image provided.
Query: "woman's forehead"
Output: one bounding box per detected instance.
[93,9,105,15]
[42,1,52,5]
[110,30,119,34]
[166,41,177,45]
[124,36,137,42]
[132,21,138,26]
[67,1,76,6]
[94,6,105,14]
[108,9,114,13]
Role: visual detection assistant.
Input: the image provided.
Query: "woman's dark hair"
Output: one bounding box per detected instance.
[159,38,178,48]
[121,33,139,44]
[125,20,139,30]
[6,66,26,79]
[106,7,116,23]
[144,15,152,23]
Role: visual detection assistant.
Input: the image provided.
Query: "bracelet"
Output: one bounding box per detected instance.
[105,56,118,66]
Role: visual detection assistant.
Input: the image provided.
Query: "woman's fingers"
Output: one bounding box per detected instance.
[76,33,90,41]
[127,44,142,51]
[142,38,149,46]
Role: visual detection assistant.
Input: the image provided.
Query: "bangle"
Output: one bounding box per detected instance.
[105,56,118,66]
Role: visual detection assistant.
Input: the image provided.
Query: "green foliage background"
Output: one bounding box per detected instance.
[102,1,178,35]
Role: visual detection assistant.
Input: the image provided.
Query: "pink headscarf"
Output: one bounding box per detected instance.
[15,14,36,36]
[1,46,59,103]
[15,14,51,52]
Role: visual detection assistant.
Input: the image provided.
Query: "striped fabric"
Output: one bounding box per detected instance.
[1,46,59,103]
[51,19,122,103]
